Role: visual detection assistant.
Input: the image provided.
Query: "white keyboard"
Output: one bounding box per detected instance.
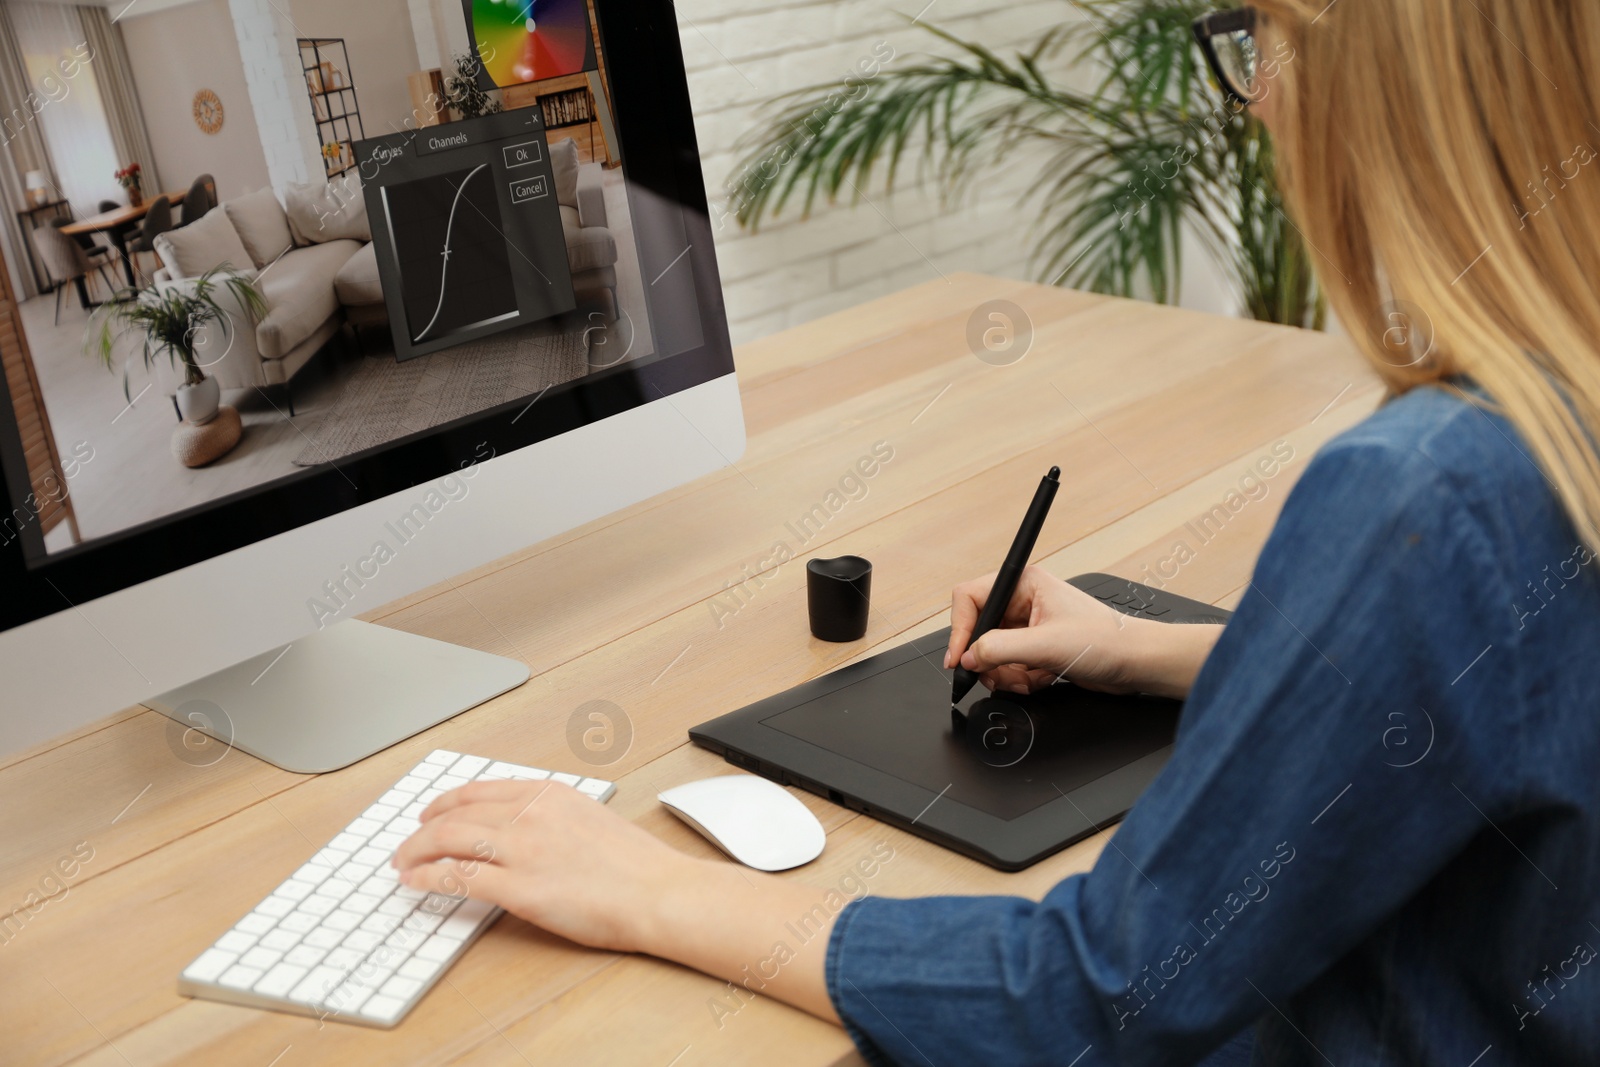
[178,750,616,1028]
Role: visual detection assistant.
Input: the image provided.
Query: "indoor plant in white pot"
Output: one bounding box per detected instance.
[88,267,266,424]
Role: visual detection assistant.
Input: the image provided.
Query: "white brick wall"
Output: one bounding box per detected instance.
[229,0,323,195]
[676,0,1082,347]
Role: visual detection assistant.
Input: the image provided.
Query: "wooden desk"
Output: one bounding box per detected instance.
[0,274,1382,1066]
[62,190,188,286]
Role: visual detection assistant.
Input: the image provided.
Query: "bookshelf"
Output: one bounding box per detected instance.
[298,38,365,178]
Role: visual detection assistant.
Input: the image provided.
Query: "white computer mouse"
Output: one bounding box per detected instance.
[658,775,826,871]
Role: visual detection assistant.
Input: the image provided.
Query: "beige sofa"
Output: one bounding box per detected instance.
[152,142,619,412]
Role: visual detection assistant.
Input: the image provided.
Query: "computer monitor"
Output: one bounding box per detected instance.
[0,0,741,769]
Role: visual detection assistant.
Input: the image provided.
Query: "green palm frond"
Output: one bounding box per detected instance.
[88,267,267,400]
[725,0,1324,328]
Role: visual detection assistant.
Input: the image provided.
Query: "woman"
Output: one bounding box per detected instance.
[394,2,1600,1062]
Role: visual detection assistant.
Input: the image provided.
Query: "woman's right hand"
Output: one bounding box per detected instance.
[943,566,1223,700]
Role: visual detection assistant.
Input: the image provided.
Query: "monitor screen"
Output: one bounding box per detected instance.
[0,0,730,631]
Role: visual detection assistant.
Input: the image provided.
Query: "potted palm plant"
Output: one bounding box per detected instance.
[727,0,1323,328]
[87,268,267,425]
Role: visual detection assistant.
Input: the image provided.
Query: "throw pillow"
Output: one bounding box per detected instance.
[285,172,370,245]
[551,136,580,209]
[223,187,294,269]
[152,208,253,279]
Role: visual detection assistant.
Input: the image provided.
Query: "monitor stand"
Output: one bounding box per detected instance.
[141,620,530,773]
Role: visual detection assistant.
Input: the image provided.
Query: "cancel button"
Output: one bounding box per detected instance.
[509,175,550,204]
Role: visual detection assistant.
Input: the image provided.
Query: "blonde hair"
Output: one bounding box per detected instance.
[1252,0,1600,548]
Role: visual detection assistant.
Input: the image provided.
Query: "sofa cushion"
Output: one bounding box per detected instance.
[551,137,580,208]
[152,208,252,279]
[558,205,618,273]
[253,239,362,360]
[285,172,370,245]
[223,187,293,269]
[334,242,383,307]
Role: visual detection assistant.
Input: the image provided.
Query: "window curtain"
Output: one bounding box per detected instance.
[0,4,57,300]
[79,6,160,196]
[9,3,120,223]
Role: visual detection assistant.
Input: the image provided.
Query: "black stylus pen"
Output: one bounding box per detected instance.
[950,466,1061,707]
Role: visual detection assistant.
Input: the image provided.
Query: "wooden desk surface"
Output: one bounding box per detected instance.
[60,191,188,236]
[1,274,1381,1066]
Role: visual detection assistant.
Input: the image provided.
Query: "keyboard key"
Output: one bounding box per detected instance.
[274,880,314,902]
[253,963,308,998]
[324,946,365,970]
[285,944,327,967]
[576,778,612,799]
[353,847,389,868]
[378,790,411,809]
[401,909,445,936]
[361,912,403,936]
[417,788,443,804]
[257,896,295,918]
[342,930,383,953]
[343,892,383,916]
[279,912,319,934]
[424,750,460,766]
[399,956,443,981]
[218,964,263,990]
[236,913,275,935]
[550,772,581,787]
[412,763,444,781]
[377,896,417,917]
[362,803,400,824]
[345,817,384,837]
[216,931,257,953]
[314,878,357,903]
[311,847,351,869]
[322,910,362,932]
[371,831,407,852]
[360,994,407,1023]
[182,949,237,983]
[303,927,344,949]
[292,862,335,887]
[299,895,338,917]
[324,979,375,1014]
[289,965,347,1005]
[341,864,377,886]
[329,833,366,853]
[452,755,490,777]
[436,774,469,791]
[437,898,496,940]
[380,975,422,1000]
[261,929,302,952]
[240,947,283,970]
[414,934,460,961]
[388,816,421,836]
[394,776,428,794]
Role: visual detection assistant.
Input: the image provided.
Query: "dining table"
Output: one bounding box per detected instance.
[61,188,188,287]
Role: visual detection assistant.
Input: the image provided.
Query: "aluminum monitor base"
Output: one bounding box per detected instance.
[142,620,530,773]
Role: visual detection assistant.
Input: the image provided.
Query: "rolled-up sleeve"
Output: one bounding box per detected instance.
[826,434,1520,1066]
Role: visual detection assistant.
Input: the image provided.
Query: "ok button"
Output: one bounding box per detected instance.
[503,139,544,168]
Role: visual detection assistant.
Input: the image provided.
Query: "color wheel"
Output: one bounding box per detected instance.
[470,0,594,87]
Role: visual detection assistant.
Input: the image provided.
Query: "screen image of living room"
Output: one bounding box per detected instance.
[0,0,657,557]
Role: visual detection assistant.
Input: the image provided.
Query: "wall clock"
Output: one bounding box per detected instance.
[193,89,224,135]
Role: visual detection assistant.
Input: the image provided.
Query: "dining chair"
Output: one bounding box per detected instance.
[34,224,117,325]
[180,173,215,226]
[48,216,114,269]
[126,195,173,283]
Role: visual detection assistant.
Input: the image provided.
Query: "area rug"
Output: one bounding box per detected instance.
[293,323,591,466]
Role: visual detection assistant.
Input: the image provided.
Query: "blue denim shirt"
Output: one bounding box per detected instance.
[826,384,1600,1066]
